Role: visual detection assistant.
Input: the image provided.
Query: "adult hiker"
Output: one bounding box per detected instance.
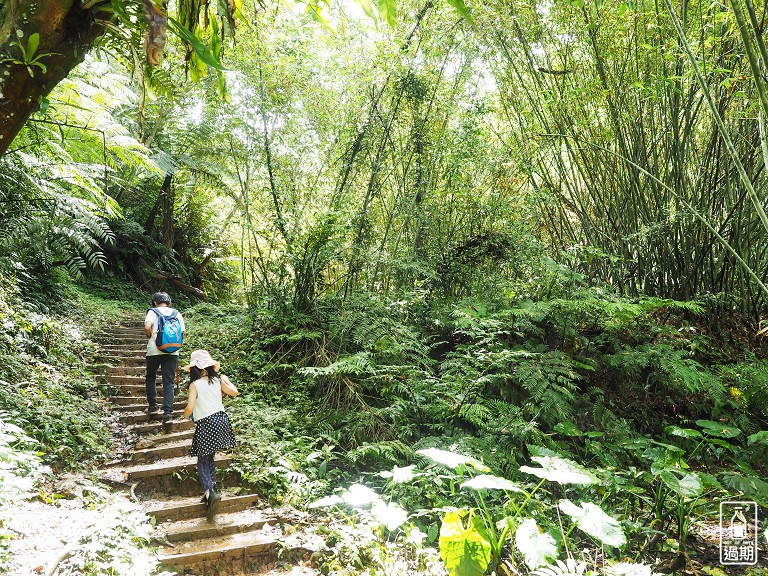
[182,349,238,520]
[144,291,186,424]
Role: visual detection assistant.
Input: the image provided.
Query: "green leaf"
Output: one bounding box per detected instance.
[167,18,227,71]
[26,33,40,59]
[554,421,581,436]
[520,452,599,485]
[461,474,524,492]
[514,518,557,569]
[355,0,376,18]
[695,419,741,438]
[665,425,702,439]
[748,431,768,445]
[417,448,490,472]
[439,511,492,576]
[658,470,703,498]
[376,0,397,28]
[445,0,473,24]
[721,473,768,507]
[558,500,626,547]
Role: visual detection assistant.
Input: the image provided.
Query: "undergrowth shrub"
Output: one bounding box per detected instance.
[0,282,112,469]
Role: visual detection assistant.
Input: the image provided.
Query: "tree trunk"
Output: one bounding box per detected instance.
[162,174,175,250]
[0,0,107,156]
[145,174,172,234]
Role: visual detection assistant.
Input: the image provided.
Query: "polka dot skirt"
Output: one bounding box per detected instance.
[190,411,236,457]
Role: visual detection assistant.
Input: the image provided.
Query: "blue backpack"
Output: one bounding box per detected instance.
[150,307,183,353]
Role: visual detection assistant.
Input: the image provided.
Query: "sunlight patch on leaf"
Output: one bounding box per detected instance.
[341,483,381,507]
[378,464,417,483]
[520,454,599,485]
[461,474,524,492]
[371,499,408,531]
[515,518,557,569]
[665,425,702,439]
[558,500,626,547]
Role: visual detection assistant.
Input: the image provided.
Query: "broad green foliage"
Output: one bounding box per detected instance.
[520,448,599,485]
[0,284,113,468]
[558,500,627,548]
[514,519,557,569]
[439,510,492,576]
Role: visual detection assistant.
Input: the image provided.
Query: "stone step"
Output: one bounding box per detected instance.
[100,347,147,355]
[135,429,195,450]
[110,366,149,376]
[111,395,146,405]
[145,493,261,523]
[98,333,145,341]
[96,355,147,367]
[133,418,195,435]
[131,439,191,463]
[109,384,179,397]
[160,508,273,543]
[94,365,148,376]
[105,375,146,385]
[100,454,232,483]
[157,529,281,570]
[118,408,186,425]
[112,400,187,412]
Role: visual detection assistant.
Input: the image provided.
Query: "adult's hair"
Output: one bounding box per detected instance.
[190,365,219,383]
[152,291,171,306]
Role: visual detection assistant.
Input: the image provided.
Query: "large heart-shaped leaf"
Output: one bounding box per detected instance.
[515,518,557,569]
[439,511,492,576]
[371,500,408,531]
[558,500,626,547]
[520,454,599,485]
[658,470,703,499]
[696,419,741,438]
[341,483,380,507]
[665,425,702,439]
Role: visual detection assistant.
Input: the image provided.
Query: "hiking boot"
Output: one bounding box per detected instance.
[162,414,173,425]
[148,406,160,420]
[206,488,221,521]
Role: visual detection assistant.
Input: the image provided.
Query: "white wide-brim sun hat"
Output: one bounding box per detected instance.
[183,349,221,372]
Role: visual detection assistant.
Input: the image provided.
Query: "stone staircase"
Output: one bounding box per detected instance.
[95,316,318,575]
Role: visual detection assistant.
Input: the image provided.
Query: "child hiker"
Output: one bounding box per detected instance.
[182,349,238,520]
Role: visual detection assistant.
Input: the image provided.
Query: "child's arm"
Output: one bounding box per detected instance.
[220,374,239,397]
[183,382,198,419]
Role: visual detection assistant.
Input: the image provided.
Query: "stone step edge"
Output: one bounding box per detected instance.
[129,455,232,480]
[157,510,277,542]
[157,533,280,566]
[146,493,261,522]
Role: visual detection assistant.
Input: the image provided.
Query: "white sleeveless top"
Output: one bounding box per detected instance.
[192,377,225,421]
